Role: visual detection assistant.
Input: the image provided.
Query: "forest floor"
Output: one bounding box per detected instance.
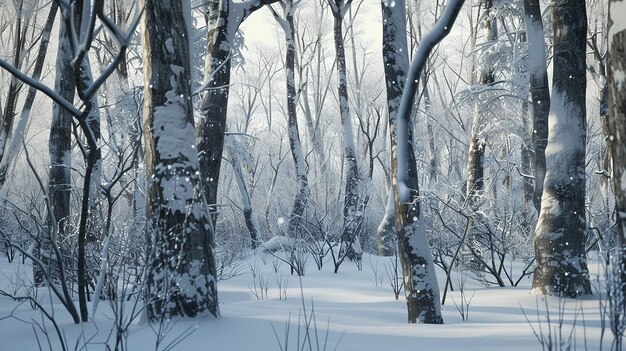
[0,250,616,350]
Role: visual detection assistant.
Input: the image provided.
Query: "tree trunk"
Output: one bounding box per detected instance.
[301,82,327,175]
[423,77,438,187]
[142,0,219,320]
[40,16,75,287]
[0,2,58,188]
[523,0,550,214]
[331,1,362,264]
[197,0,279,227]
[0,5,28,163]
[272,2,310,239]
[379,0,409,257]
[465,0,495,208]
[376,183,396,256]
[385,0,464,324]
[608,0,626,300]
[532,0,591,297]
[230,145,261,248]
[197,0,231,226]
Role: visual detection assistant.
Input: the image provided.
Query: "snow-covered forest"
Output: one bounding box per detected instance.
[0,0,624,349]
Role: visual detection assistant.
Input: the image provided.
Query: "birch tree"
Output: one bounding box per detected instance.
[269,0,310,240]
[141,0,219,320]
[392,0,465,324]
[532,0,592,297]
[327,0,363,264]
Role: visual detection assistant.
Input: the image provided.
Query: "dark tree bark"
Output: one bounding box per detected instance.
[142,0,219,320]
[608,0,626,302]
[39,12,75,287]
[388,0,465,324]
[523,0,550,213]
[379,0,409,257]
[465,0,495,208]
[532,0,591,297]
[197,0,279,227]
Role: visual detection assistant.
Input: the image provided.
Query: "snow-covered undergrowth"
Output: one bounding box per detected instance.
[0,251,614,350]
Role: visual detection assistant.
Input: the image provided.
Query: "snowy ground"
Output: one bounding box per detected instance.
[0,251,616,350]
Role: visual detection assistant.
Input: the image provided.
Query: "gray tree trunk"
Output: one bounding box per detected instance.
[271,1,310,239]
[229,143,261,248]
[379,0,408,257]
[141,0,219,320]
[0,3,31,163]
[39,14,75,286]
[465,0,495,208]
[0,2,58,187]
[532,0,591,297]
[608,0,626,301]
[197,0,278,227]
[523,0,550,213]
[329,0,363,264]
[376,183,396,256]
[386,0,464,324]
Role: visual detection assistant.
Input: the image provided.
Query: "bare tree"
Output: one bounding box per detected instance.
[465,0,496,208]
[227,136,262,248]
[0,3,59,187]
[532,0,592,297]
[269,0,310,240]
[196,0,279,226]
[608,0,626,295]
[523,0,550,213]
[327,0,363,264]
[378,0,408,257]
[41,3,76,290]
[141,0,219,320]
[392,0,465,324]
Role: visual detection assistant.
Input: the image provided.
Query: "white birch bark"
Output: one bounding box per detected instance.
[327,0,363,264]
[270,1,310,239]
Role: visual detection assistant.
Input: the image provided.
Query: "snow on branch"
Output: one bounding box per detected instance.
[396,0,465,202]
[0,59,81,116]
[0,1,142,120]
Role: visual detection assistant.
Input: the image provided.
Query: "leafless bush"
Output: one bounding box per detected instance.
[271,279,343,351]
[383,255,403,300]
[368,256,384,288]
[249,264,272,300]
[521,297,584,351]
[276,273,289,300]
[451,273,475,321]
